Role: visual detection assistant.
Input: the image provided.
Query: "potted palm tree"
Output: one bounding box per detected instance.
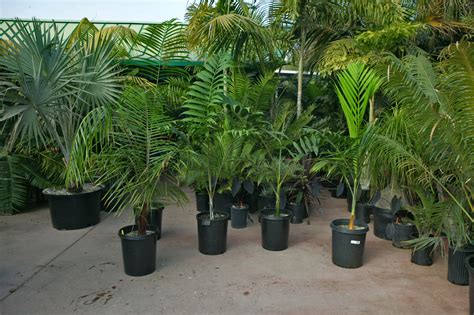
[182,133,238,254]
[254,149,302,251]
[313,63,382,268]
[69,86,186,276]
[0,20,122,230]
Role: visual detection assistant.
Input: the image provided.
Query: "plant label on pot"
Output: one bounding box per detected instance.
[351,240,361,245]
[202,220,211,226]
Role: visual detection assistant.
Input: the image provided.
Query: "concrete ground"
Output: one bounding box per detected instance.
[0,189,469,315]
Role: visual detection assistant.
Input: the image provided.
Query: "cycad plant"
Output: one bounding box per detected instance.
[0,20,121,191]
[313,62,382,229]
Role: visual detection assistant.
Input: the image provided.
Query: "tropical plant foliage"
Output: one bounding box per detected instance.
[186,0,274,67]
[367,41,474,248]
[0,19,122,190]
[68,86,186,233]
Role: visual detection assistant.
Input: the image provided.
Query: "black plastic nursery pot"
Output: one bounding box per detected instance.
[330,219,369,269]
[43,186,102,230]
[355,203,371,224]
[411,243,434,266]
[195,191,209,212]
[387,222,417,249]
[196,211,229,255]
[134,206,164,240]
[231,205,248,229]
[448,246,474,286]
[321,178,338,189]
[118,225,157,277]
[260,209,290,251]
[288,202,304,224]
[147,206,164,240]
[246,189,259,213]
[213,192,234,218]
[372,206,393,240]
[465,255,474,314]
[330,188,347,199]
[258,194,276,212]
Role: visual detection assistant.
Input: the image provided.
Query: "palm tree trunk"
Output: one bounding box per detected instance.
[296,28,306,118]
[137,203,149,236]
[369,96,375,123]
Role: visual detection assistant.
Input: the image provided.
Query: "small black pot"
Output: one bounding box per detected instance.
[411,243,434,266]
[372,207,393,240]
[197,212,229,255]
[247,189,259,213]
[330,219,369,269]
[147,206,164,240]
[465,255,474,314]
[118,225,157,277]
[231,205,248,229]
[448,246,474,285]
[134,206,164,240]
[331,188,347,199]
[387,222,417,249]
[44,187,102,230]
[213,192,234,218]
[195,191,209,212]
[260,209,290,251]
[322,179,338,189]
[288,202,304,224]
[355,203,371,224]
[258,194,276,212]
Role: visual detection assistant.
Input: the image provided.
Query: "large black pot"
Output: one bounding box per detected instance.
[195,191,209,212]
[118,225,157,277]
[231,205,248,229]
[44,187,102,230]
[213,192,234,218]
[330,219,369,269]
[448,246,474,285]
[288,202,304,224]
[387,222,417,249]
[260,209,290,251]
[411,243,434,266]
[465,255,474,314]
[197,212,229,255]
[373,206,393,240]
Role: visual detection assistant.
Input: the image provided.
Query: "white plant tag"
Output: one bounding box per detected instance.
[351,240,360,245]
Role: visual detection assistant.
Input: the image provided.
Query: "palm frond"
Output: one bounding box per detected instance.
[182,53,233,133]
[335,63,382,139]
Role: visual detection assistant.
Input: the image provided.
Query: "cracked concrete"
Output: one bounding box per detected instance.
[0,188,469,314]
